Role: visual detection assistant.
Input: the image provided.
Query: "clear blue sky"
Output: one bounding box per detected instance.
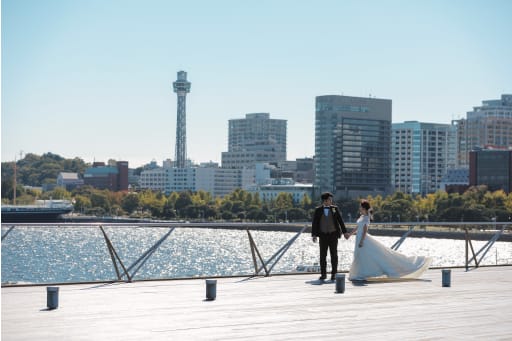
[2,0,511,168]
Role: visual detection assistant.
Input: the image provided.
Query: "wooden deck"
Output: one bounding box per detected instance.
[2,266,512,340]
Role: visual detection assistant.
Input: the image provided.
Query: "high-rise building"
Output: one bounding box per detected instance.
[172,71,191,168]
[392,121,456,195]
[221,113,287,169]
[455,94,512,166]
[314,95,392,198]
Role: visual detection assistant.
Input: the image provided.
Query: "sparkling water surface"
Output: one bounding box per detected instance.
[2,226,511,284]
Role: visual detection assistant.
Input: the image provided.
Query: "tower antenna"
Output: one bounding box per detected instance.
[172,71,191,168]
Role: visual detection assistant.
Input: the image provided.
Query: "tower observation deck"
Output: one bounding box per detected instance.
[172,71,191,168]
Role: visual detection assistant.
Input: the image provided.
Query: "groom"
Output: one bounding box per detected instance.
[312,192,348,281]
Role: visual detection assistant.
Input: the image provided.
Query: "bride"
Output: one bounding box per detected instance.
[348,199,432,281]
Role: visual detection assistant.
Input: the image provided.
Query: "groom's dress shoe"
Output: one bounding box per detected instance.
[319,275,327,281]
[330,274,336,281]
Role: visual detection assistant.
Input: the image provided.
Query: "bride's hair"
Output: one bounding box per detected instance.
[360,199,374,221]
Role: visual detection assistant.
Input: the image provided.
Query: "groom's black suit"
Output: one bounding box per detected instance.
[312,205,347,278]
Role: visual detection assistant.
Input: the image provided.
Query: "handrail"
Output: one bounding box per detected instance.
[2,221,511,285]
[2,221,512,228]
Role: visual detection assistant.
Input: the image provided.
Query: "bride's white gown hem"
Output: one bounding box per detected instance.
[349,215,432,281]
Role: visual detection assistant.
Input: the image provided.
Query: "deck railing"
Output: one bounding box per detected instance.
[2,221,511,286]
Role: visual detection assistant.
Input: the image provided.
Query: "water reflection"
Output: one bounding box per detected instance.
[2,227,511,284]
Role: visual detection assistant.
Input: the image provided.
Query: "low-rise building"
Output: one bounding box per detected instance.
[139,162,254,197]
[439,168,469,193]
[83,161,129,191]
[247,178,313,203]
[57,172,84,191]
[469,148,512,193]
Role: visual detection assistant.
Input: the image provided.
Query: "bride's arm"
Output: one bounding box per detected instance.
[358,224,368,247]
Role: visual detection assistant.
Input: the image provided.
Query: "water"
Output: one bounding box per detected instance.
[2,226,512,284]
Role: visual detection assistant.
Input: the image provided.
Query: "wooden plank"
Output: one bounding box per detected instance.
[2,267,512,340]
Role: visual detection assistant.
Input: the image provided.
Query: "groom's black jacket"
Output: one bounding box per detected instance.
[311,205,347,239]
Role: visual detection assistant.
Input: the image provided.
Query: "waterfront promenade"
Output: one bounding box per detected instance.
[2,266,511,340]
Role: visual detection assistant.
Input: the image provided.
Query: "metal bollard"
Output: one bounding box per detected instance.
[205,279,217,300]
[47,286,59,309]
[442,269,451,287]
[335,273,345,293]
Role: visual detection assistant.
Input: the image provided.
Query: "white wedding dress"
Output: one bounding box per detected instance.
[349,215,432,281]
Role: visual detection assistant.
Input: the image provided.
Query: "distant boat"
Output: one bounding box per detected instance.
[1,200,73,223]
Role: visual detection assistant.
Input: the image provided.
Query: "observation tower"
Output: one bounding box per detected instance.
[172,71,191,168]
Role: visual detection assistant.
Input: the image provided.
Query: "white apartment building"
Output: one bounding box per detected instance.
[196,166,254,197]
[246,178,313,203]
[138,167,168,192]
[139,162,254,197]
[392,121,457,195]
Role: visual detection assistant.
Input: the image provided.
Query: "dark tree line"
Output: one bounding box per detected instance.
[2,153,511,222]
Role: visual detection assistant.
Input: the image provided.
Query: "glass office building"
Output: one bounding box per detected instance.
[314,95,392,198]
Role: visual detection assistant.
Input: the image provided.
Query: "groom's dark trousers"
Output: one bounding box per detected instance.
[319,232,338,277]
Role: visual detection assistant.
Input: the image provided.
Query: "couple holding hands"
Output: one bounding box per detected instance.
[311,192,431,282]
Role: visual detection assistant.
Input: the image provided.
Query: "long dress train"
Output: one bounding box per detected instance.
[349,215,432,281]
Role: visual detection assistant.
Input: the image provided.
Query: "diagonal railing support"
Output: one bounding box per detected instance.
[247,229,269,276]
[248,225,308,277]
[391,225,416,250]
[266,225,308,274]
[126,227,175,278]
[99,225,132,282]
[465,228,479,271]
[468,226,505,267]
[1,225,15,241]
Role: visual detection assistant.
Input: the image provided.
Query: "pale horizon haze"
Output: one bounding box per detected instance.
[2,0,511,168]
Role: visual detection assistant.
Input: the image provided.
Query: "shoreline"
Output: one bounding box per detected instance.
[57,215,512,242]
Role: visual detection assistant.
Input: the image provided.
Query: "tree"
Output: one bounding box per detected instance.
[90,191,111,213]
[246,205,266,221]
[192,190,212,206]
[40,187,71,200]
[275,192,294,210]
[413,193,436,222]
[299,193,313,210]
[231,200,245,215]
[74,195,91,214]
[286,207,308,222]
[138,190,165,217]
[175,192,193,217]
[122,194,140,214]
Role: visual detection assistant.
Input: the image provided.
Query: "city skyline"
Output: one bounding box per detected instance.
[2,0,511,168]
